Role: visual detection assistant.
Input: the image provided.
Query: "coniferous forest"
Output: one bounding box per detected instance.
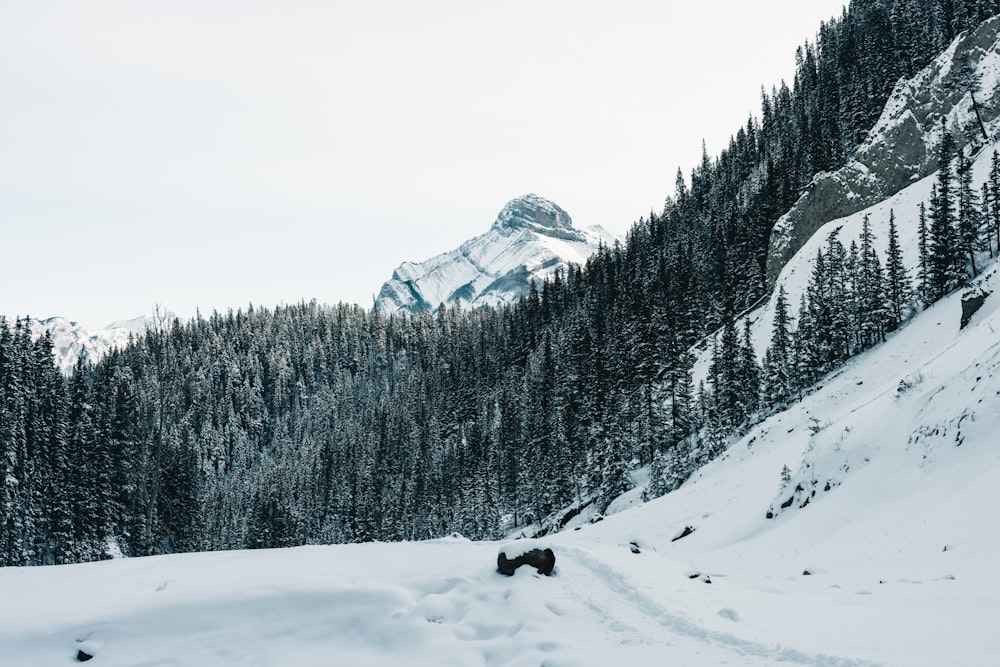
[3,0,1000,566]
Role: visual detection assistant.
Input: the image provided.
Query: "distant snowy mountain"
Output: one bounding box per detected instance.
[24,317,135,375]
[376,194,617,315]
[12,313,175,375]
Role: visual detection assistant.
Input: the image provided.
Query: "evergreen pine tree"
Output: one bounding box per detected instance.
[846,239,862,351]
[990,150,1000,254]
[643,448,671,502]
[928,128,961,299]
[709,315,744,429]
[982,181,993,259]
[956,149,984,276]
[885,209,914,330]
[740,318,761,419]
[917,201,930,306]
[794,292,820,390]
[858,214,887,348]
[764,285,794,405]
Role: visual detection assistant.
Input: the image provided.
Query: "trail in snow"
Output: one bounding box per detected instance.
[560,546,879,667]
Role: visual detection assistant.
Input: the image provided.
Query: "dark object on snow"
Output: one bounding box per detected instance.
[961,290,989,329]
[557,498,596,529]
[629,541,641,554]
[75,649,94,662]
[687,571,712,584]
[497,547,556,576]
[803,569,813,576]
[671,525,696,542]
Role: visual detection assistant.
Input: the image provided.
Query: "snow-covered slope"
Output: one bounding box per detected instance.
[767,15,1000,282]
[376,194,617,315]
[2,257,997,664]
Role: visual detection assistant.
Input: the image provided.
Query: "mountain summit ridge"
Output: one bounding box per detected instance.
[376,194,616,315]
[491,193,577,236]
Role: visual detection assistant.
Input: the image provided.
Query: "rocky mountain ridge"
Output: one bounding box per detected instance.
[375,194,616,315]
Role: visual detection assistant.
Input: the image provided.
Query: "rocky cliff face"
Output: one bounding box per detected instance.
[375,194,616,315]
[766,16,1000,284]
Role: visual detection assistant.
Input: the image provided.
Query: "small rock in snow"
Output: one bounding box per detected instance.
[671,525,696,542]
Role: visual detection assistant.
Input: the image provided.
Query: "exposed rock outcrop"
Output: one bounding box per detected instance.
[767,16,1000,284]
[961,288,990,329]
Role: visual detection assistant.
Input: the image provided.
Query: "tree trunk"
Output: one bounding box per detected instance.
[971,92,989,141]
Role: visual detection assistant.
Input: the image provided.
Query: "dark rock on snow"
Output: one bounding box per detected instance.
[961,289,990,329]
[671,525,696,542]
[497,542,556,576]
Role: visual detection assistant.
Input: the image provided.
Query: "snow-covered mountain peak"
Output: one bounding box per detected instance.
[376,195,616,315]
[491,193,580,239]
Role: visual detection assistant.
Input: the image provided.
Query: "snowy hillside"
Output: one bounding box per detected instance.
[3,248,998,664]
[376,194,616,315]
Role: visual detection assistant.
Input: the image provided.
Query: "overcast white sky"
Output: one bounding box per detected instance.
[1,1,847,330]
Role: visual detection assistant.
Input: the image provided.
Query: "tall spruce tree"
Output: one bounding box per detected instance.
[858,214,887,348]
[764,285,794,404]
[956,150,985,276]
[917,201,931,306]
[990,150,1000,254]
[885,209,914,330]
[928,128,961,298]
[740,319,762,420]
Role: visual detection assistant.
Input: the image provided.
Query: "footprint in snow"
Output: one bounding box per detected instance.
[717,608,740,622]
[545,600,570,617]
